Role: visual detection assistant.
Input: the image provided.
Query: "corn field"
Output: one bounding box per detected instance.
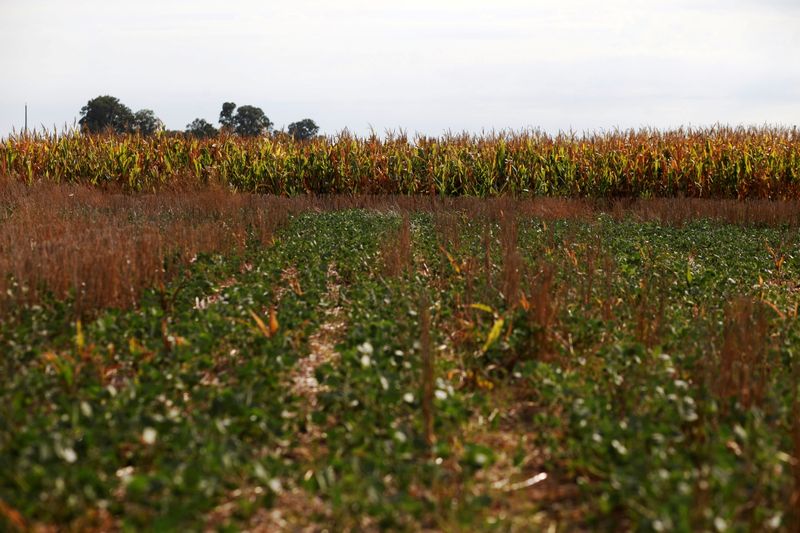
[2,126,799,197]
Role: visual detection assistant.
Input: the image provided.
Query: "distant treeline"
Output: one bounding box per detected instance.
[2,126,799,199]
[77,95,319,140]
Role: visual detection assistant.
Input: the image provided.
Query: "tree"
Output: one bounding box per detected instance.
[287,119,320,141]
[216,102,272,137]
[133,109,163,136]
[219,102,237,131]
[233,105,272,137]
[79,95,135,134]
[185,118,218,139]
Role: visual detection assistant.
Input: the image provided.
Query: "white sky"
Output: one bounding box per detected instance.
[1,0,799,137]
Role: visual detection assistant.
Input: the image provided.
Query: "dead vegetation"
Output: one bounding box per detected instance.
[3,182,800,316]
[715,297,774,410]
[0,182,295,313]
[380,214,413,278]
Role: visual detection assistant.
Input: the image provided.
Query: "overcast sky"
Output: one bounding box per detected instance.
[1,0,798,137]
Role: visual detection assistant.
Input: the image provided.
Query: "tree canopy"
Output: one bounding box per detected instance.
[79,96,135,134]
[233,105,272,137]
[287,119,320,141]
[185,118,219,139]
[79,96,163,135]
[78,96,317,139]
[219,102,237,132]
[217,103,273,137]
[133,109,163,136]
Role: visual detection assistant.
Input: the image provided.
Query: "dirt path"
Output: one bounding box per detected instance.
[465,389,587,532]
[245,263,345,532]
[290,263,344,410]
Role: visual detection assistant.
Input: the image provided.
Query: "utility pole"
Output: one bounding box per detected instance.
[24,103,28,134]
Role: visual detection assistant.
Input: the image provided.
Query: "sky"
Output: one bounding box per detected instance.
[1,0,798,137]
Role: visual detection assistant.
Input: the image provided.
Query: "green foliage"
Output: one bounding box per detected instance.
[287,119,319,141]
[414,213,800,530]
[1,208,800,530]
[133,110,163,136]
[218,102,237,132]
[233,105,272,137]
[215,102,273,137]
[185,118,218,139]
[78,97,162,137]
[78,95,135,134]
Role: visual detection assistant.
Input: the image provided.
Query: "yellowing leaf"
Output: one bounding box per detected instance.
[761,299,786,319]
[172,336,190,347]
[476,376,495,390]
[269,306,279,335]
[75,320,84,351]
[248,309,272,338]
[439,245,461,274]
[466,370,495,390]
[519,293,530,312]
[129,337,143,354]
[469,303,494,314]
[289,278,303,296]
[481,318,505,353]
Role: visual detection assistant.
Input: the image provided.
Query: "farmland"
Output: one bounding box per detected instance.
[2,127,799,197]
[1,180,800,530]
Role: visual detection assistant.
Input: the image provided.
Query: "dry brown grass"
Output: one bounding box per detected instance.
[0,182,295,313]
[715,297,773,410]
[612,197,800,226]
[4,184,800,315]
[499,210,523,307]
[634,274,667,349]
[359,196,800,227]
[380,213,412,278]
[523,261,559,363]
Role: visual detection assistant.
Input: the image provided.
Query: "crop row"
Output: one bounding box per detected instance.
[3,203,800,529]
[2,126,799,197]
